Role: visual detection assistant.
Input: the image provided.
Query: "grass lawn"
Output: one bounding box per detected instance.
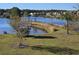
[0,29,79,55]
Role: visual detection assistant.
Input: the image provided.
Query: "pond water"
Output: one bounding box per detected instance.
[27,16,66,26]
[0,17,66,34]
[0,18,15,34]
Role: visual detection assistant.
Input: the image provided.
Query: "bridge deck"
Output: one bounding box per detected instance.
[31,22,63,33]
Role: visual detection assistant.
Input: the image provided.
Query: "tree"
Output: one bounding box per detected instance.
[23,11,29,16]
[10,16,31,48]
[73,4,79,10]
[64,4,79,34]
[0,9,4,15]
[10,7,20,17]
[64,12,72,34]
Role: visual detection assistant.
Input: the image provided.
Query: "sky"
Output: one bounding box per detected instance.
[0,3,78,10]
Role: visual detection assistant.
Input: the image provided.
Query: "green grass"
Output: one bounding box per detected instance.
[0,29,79,55]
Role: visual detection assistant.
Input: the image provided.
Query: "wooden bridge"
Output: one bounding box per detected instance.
[31,22,63,33]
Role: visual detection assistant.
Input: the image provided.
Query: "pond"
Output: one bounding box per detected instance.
[0,17,66,34]
[27,16,66,26]
[0,18,15,34]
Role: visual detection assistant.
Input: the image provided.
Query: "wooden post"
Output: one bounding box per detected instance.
[67,19,69,34]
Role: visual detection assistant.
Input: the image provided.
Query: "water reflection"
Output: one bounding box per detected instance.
[28,16,66,26]
[29,27,46,35]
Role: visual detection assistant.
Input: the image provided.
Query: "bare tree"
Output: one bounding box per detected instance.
[10,16,31,48]
[65,4,79,34]
[73,4,79,10]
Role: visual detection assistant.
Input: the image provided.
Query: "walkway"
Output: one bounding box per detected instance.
[31,22,63,33]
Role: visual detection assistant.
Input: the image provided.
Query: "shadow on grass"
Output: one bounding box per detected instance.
[31,46,79,55]
[26,35,56,39]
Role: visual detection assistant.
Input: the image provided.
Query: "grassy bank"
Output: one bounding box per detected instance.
[0,29,79,55]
